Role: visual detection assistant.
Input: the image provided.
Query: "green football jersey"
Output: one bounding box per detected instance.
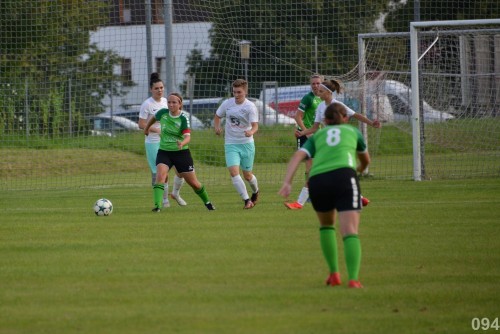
[302,124,367,178]
[298,92,322,130]
[155,109,191,151]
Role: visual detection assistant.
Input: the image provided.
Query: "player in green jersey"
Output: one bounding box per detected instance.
[284,74,323,210]
[144,92,215,212]
[279,102,371,288]
[286,78,380,210]
[139,73,186,208]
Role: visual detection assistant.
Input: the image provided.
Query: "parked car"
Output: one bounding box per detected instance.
[98,109,141,123]
[259,80,455,123]
[180,110,206,129]
[366,80,455,122]
[259,85,309,117]
[247,97,296,126]
[182,98,222,126]
[97,108,205,130]
[87,115,140,136]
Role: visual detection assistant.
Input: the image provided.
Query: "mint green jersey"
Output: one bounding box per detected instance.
[302,124,366,178]
[298,92,322,130]
[155,109,191,151]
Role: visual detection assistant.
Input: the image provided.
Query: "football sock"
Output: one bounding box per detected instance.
[297,186,309,206]
[153,183,165,208]
[163,183,169,200]
[320,226,338,274]
[247,174,259,194]
[231,175,249,200]
[195,184,210,204]
[172,175,184,197]
[343,234,362,281]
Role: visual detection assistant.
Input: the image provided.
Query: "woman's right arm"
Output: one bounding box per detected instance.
[356,151,371,174]
[298,122,319,137]
[214,114,223,135]
[278,150,308,198]
[143,116,157,135]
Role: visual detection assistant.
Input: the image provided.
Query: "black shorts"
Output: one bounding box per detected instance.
[296,135,310,160]
[308,168,362,212]
[156,149,195,173]
[297,135,308,149]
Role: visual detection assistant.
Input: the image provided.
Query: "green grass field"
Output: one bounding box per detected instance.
[1,177,499,333]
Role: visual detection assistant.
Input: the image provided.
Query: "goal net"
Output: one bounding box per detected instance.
[1,1,499,191]
[358,19,500,180]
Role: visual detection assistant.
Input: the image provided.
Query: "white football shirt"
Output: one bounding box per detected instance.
[139,96,168,143]
[216,98,259,144]
[314,99,356,125]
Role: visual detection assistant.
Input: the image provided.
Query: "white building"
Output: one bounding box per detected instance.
[90,22,212,111]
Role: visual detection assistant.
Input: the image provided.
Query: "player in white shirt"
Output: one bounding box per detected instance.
[214,79,260,209]
[138,73,186,208]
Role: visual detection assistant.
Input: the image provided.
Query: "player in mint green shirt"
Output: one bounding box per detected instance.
[279,102,371,288]
[144,92,215,212]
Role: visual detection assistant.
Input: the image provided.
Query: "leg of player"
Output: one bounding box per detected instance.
[338,211,363,288]
[243,170,259,205]
[316,210,341,286]
[241,144,258,207]
[170,172,187,206]
[181,172,215,210]
[152,164,169,212]
[229,166,253,209]
[284,160,311,209]
[163,183,170,208]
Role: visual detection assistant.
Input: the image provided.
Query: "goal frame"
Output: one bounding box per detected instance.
[359,19,500,181]
[410,19,500,181]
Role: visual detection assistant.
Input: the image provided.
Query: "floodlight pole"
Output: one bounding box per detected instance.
[239,40,251,81]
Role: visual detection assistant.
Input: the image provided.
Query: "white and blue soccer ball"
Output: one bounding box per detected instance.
[94,198,113,216]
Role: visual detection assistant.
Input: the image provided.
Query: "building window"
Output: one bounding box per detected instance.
[119,0,132,24]
[156,57,165,75]
[152,0,164,24]
[155,57,177,85]
[121,58,133,86]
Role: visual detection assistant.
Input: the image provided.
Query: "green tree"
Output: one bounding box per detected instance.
[0,0,128,136]
[384,0,500,32]
[181,0,387,98]
[181,0,497,99]
[180,47,230,99]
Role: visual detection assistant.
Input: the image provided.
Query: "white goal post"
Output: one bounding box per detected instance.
[410,19,500,180]
[359,19,500,181]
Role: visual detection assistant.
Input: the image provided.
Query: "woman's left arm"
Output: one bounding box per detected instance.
[353,113,381,128]
[177,133,191,149]
[245,122,259,137]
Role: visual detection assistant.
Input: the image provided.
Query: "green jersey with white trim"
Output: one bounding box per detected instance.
[302,124,366,178]
[297,92,322,130]
[155,109,191,151]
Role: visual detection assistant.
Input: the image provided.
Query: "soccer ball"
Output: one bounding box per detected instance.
[94,198,113,216]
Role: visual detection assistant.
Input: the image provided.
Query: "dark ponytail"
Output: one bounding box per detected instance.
[150,72,162,88]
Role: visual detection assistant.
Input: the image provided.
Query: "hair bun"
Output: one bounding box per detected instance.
[150,72,160,81]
